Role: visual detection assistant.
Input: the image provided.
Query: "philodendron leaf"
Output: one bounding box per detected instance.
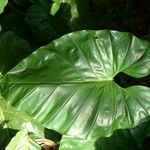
[1,30,150,139]
[0,0,8,14]
[6,129,41,150]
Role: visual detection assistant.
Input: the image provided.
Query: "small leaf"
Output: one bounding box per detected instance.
[50,0,78,20]
[0,95,44,149]
[0,95,45,137]
[0,95,61,149]
[0,0,8,14]
[6,129,41,150]
[50,2,60,16]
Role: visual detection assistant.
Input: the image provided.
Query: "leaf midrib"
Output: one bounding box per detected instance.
[4,79,114,84]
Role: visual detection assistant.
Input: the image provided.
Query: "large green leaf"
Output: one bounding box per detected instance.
[0,0,8,14]
[1,30,150,139]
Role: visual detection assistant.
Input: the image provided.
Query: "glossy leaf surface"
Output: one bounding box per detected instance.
[1,30,150,139]
[10,0,34,8]
[60,136,96,150]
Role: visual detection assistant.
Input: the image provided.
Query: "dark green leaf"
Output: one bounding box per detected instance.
[0,31,32,74]
[10,0,34,9]
[50,0,133,31]
[0,12,28,39]
[25,0,70,45]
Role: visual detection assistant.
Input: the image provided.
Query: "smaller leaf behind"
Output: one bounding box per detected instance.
[0,95,62,149]
[0,95,45,138]
[25,0,71,45]
[5,129,41,150]
[50,0,78,21]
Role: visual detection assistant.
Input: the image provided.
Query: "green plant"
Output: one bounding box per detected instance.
[0,95,46,149]
[0,0,150,150]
